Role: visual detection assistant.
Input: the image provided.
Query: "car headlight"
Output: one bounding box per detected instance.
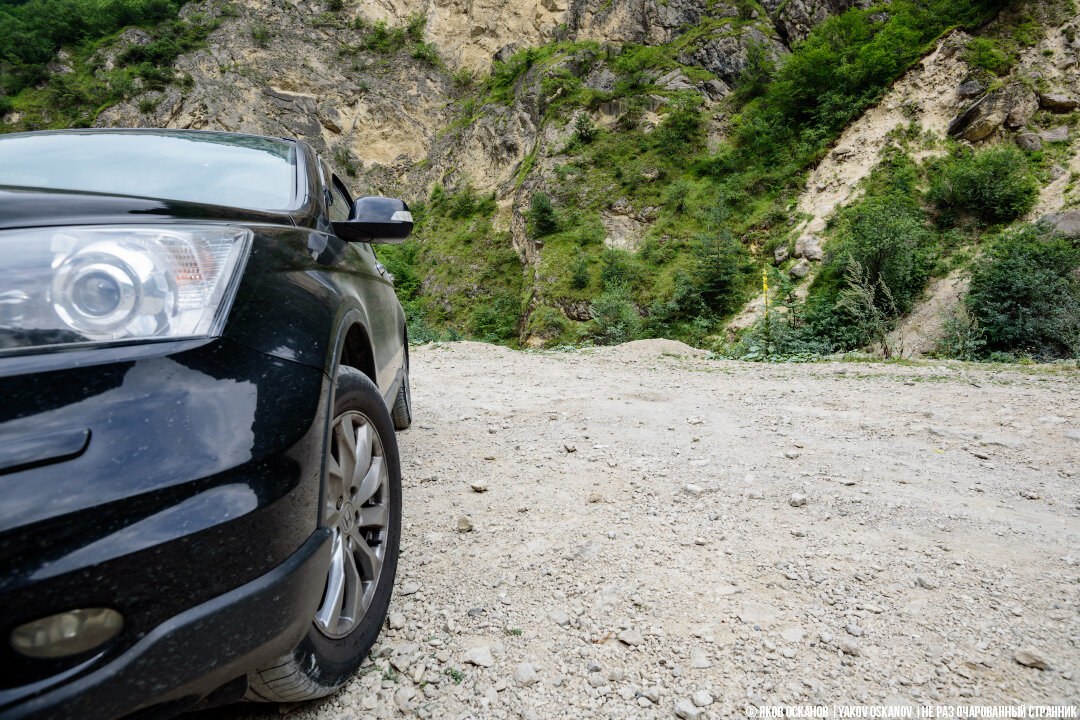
[0,225,251,354]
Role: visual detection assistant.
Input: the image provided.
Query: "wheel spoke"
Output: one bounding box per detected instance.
[353,537,383,581]
[340,542,362,624]
[356,503,388,530]
[335,417,357,488]
[355,456,384,505]
[314,534,346,633]
[351,422,373,491]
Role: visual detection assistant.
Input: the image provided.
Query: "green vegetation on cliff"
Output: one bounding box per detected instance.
[396,0,1049,356]
[0,0,209,129]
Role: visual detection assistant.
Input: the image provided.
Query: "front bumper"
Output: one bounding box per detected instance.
[0,529,331,720]
[0,338,333,718]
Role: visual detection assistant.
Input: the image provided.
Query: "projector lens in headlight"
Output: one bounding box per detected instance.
[0,225,251,354]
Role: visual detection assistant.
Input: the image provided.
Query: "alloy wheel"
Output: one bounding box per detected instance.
[314,410,390,639]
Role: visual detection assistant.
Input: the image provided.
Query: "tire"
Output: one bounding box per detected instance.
[246,366,401,702]
[390,349,412,431]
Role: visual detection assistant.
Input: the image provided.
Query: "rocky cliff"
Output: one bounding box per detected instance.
[8,0,1079,355]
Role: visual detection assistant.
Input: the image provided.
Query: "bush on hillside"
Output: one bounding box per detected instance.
[653,92,703,154]
[694,228,750,313]
[529,192,559,236]
[828,192,932,313]
[965,37,1013,75]
[430,184,496,219]
[0,0,185,95]
[928,145,1038,224]
[469,292,520,344]
[589,285,641,345]
[966,223,1080,360]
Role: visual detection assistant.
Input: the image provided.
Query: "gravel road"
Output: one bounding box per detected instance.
[200,340,1080,720]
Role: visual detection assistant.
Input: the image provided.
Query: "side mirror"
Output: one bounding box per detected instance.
[332,196,413,244]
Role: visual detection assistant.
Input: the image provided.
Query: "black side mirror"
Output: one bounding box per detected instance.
[332,196,413,244]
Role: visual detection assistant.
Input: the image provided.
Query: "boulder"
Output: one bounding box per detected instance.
[701,78,730,101]
[794,234,823,261]
[956,80,985,98]
[789,259,811,279]
[1039,92,1078,112]
[774,245,790,264]
[1041,210,1080,237]
[949,84,1037,140]
[1039,125,1069,143]
[1015,132,1042,152]
[1004,91,1039,129]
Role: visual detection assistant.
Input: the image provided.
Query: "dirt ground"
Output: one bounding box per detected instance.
[212,340,1080,720]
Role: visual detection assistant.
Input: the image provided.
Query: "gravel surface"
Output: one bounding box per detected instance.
[197,340,1080,720]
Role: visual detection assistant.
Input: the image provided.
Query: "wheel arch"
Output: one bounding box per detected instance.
[338,323,377,387]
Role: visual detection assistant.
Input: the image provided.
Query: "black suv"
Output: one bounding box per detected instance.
[0,129,413,719]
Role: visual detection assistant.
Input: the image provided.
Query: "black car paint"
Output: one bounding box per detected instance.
[0,130,407,719]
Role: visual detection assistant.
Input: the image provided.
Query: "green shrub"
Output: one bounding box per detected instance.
[693,228,749,313]
[966,223,1080,360]
[573,112,596,144]
[737,39,774,99]
[529,192,558,236]
[570,252,591,289]
[833,256,899,356]
[405,12,426,41]
[451,68,474,87]
[525,305,570,344]
[928,145,1038,224]
[332,145,358,177]
[0,0,187,96]
[600,247,633,288]
[828,192,932,313]
[431,184,495,219]
[653,92,703,154]
[410,41,439,65]
[665,180,690,214]
[470,292,521,343]
[935,303,987,360]
[965,37,1012,75]
[643,272,710,338]
[250,20,270,48]
[0,95,12,116]
[589,285,641,345]
[363,20,406,54]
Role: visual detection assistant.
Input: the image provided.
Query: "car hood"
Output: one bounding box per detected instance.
[0,186,297,230]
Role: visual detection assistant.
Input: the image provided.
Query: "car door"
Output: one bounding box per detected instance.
[327,175,403,400]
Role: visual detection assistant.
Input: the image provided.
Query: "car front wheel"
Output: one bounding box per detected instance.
[246,366,401,702]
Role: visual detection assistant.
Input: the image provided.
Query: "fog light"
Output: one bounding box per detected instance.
[10,608,123,659]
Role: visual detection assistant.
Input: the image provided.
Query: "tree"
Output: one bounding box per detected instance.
[529,192,558,236]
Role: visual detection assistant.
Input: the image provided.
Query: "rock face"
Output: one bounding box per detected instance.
[1039,92,1078,112]
[758,0,867,43]
[947,84,1037,141]
[1015,132,1042,152]
[676,26,788,87]
[1042,209,1080,237]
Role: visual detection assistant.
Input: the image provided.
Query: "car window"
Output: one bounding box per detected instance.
[0,131,297,211]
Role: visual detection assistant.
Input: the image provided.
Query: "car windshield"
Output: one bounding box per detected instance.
[0,131,297,211]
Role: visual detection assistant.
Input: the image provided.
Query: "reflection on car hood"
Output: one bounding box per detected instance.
[0,186,297,231]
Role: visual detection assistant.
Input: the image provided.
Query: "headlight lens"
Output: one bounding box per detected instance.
[0,225,251,354]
